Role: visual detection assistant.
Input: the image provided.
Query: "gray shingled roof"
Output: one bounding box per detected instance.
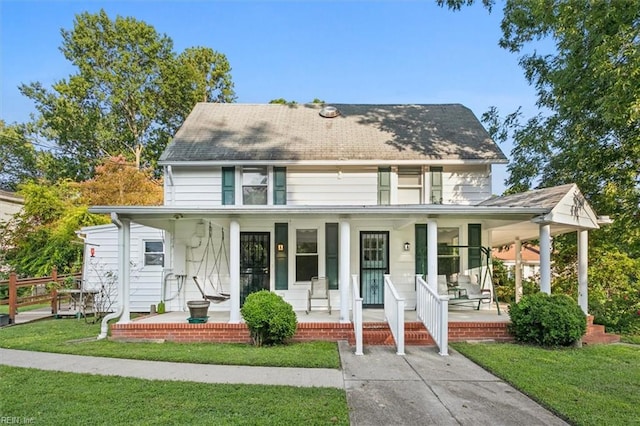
[159,103,507,163]
[479,184,576,209]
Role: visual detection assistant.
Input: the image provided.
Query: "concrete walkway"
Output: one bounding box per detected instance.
[0,348,343,388]
[339,341,567,425]
[0,343,568,425]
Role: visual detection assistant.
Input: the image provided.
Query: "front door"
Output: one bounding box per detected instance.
[360,231,389,307]
[240,232,270,305]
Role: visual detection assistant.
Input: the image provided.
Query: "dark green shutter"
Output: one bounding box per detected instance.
[275,223,288,290]
[468,223,482,269]
[415,224,428,276]
[325,223,339,290]
[273,167,287,205]
[378,167,390,205]
[430,166,443,204]
[222,167,235,205]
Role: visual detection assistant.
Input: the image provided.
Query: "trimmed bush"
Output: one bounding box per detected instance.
[508,293,586,346]
[241,290,297,346]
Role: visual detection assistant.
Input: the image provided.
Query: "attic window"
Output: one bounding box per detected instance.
[319,106,340,118]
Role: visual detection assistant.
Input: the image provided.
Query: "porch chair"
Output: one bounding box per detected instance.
[306,276,331,314]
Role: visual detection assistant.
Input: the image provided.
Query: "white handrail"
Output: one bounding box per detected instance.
[416,275,448,356]
[383,274,405,355]
[351,274,363,355]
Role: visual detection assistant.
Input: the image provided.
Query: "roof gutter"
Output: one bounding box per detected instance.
[157,158,508,167]
[89,204,549,218]
[98,213,125,340]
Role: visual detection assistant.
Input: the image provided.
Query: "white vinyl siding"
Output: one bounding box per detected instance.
[441,165,491,205]
[164,164,492,207]
[81,224,164,312]
[286,167,378,205]
[166,166,221,207]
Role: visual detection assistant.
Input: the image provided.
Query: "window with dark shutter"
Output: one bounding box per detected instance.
[430,166,443,204]
[378,167,390,205]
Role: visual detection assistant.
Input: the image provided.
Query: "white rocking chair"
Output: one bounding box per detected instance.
[306,276,331,314]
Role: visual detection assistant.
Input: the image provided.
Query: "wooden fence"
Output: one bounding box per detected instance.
[0,267,82,324]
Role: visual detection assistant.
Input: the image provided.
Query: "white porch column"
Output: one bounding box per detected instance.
[514,237,523,302]
[229,219,241,323]
[578,229,589,314]
[539,223,551,294]
[427,219,438,291]
[119,218,131,324]
[339,220,351,323]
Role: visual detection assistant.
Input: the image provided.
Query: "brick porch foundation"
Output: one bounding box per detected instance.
[110,320,513,345]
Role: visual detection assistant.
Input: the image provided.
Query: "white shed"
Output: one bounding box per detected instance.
[79,223,164,312]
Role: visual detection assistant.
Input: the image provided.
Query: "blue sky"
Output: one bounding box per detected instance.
[1,1,540,194]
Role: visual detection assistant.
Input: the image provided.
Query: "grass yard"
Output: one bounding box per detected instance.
[452,342,640,425]
[1,365,348,425]
[0,319,340,368]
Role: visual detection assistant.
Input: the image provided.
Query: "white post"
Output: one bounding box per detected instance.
[339,220,351,323]
[578,229,589,314]
[514,237,523,302]
[427,220,438,291]
[229,219,241,323]
[119,218,131,323]
[539,223,551,294]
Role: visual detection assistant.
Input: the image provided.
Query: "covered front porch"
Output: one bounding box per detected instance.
[91,184,608,353]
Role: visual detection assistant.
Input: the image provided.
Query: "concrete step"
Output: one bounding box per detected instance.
[583,332,621,345]
[582,318,621,345]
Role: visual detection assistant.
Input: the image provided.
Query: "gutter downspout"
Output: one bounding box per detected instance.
[98,213,125,340]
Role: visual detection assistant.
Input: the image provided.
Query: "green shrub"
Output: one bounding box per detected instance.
[241,290,297,346]
[508,293,586,346]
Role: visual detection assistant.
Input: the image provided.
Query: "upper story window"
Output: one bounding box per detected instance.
[222,166,286,206]
[144,241,164,267]
[242,167,268,205]
[398,167,422,204]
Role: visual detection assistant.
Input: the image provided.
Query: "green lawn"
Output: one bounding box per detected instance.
[1,365,349,425]
[452,342,640,425]
[0,318,341,368]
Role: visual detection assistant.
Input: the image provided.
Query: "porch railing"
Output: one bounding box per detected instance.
[416,275,449,356]
[351,274,363,355]
[383,274,405,355]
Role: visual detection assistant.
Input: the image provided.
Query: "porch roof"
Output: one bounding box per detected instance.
[90,203,549,222]
[89,184,607,246]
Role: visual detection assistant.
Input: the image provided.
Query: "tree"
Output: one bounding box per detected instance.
[0,180,108,276]
[443,1,640,256]
[0,121,38,191]
[76,155,163,206]
[497,2,640,255]
[20,9,235,179]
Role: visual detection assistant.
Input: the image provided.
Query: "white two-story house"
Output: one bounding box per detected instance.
[88,103,604,330]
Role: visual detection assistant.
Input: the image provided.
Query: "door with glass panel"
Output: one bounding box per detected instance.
[239,232,270,305]
[360,231,389,307]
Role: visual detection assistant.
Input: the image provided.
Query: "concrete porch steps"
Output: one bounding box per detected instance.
[582,315,620,345]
